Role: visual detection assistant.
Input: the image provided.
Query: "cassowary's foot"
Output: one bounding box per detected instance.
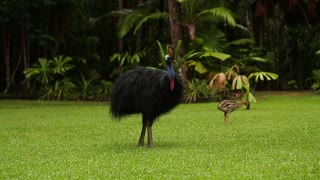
[138,139,144,147]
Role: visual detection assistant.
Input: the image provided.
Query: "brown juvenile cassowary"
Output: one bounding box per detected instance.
[217,99,243,123]
[110,54,184,147]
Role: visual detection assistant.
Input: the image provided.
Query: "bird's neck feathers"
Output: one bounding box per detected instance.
[166,62,175,80]
[166,62,175,91]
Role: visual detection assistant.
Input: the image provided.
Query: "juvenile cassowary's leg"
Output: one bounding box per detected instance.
[224,112,229,123]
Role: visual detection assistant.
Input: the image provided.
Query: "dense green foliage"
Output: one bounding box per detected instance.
[1,0,320,100]
[1,93,320,178]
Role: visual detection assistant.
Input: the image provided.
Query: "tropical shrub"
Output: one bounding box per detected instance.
[208,64,278,109]
[308,69,320,93]
[24,55,77,100]
[184,78,214,103]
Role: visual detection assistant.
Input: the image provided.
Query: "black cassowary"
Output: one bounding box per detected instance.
[110,54,184,147]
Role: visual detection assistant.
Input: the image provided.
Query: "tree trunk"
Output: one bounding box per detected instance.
[168,0,183,51]
[135,0,143,52]
[245,0,253,33]
[2,30,11,93]
[118,0,124,52]
[168,0,188,80]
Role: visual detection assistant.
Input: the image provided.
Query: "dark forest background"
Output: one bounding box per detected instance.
[1,0,320,101]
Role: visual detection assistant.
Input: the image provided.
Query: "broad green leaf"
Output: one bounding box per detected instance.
[118,9,143,38]
[227,38,255,46]
[316,50,320,55]
[266,72,279,79]
[240,75,249,85]
[181,50,200,62]
[200,51,231,61]
[243,91,257,103]
[232,76,241,90]
[38,58,49,68]
[259,73,264,81]
[248,92,257,103]
[243,84,250,91]
[110,53,120,62]
[51,56,74,74]
[194,62,207,74]
[247,57,267,62]
[236,77,242,90]
[248,72,279,82]
[24,68,40,78]
[186,60,197,66]
[186,60,207,74]
[156,40,166,58]
[266,74,272,80]
[174,40,182,59]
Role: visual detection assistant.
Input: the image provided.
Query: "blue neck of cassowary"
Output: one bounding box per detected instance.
[166,62,175,80]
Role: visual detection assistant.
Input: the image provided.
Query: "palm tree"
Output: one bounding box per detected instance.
[178,0,236,41]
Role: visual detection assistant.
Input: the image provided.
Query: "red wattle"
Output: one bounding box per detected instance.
[170,79,175,91]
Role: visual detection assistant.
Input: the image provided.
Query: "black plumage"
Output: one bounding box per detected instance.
[110,55,184,147]
[217,99,243,123]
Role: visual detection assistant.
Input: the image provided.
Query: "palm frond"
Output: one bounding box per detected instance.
[200,51,230,61]
[118,9,145,38]
[227,38,255,46]
[198,27,227,52]
[197,7,236,26]
[133,12,168,34]
[248,72,279,82]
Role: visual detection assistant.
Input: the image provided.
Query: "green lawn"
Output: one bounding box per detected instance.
[1,92,320,179]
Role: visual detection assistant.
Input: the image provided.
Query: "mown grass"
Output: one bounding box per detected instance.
[1,92,320,179]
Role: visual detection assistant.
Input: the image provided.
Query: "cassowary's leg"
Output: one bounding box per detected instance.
[138,115,154,147]
[138,119,147,146]
[146,120,154,147]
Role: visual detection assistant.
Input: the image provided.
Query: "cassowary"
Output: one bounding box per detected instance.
[217,100,243,123]
[110,54,184,147]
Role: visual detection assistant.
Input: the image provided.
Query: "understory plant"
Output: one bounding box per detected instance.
[24,55,76,100]
[308,69,320,93]
[184,78,214,103]
[209,65,278,109]
[24,55,112,100]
